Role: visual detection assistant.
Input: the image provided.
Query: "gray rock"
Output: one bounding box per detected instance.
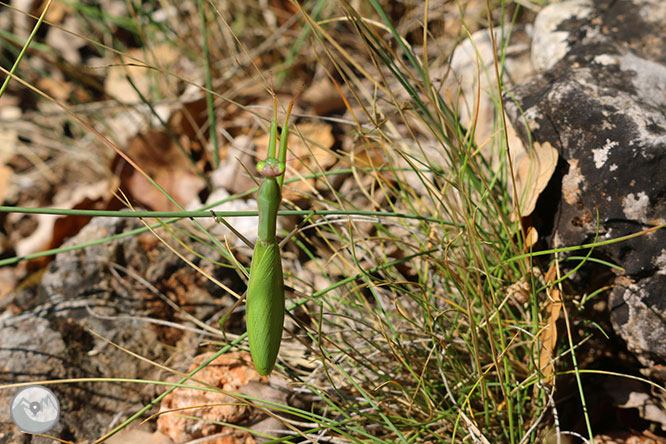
[504,0,666,368]
[610,275,666,373]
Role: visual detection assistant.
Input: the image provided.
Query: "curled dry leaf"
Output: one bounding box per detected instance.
[506,277,531,305]
[539,263,562,383]
[524,226,539,250]
[513,141,558,218]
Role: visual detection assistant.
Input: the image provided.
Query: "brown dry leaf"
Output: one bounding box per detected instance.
[507,267,544,306]
[115,126,207,211]
[301,77,347,116]
[0,267,17,306]
[513,141,558,218]
[539,263,562,382]
[108,94,212,211]
[211,135,256,195]
[350,139,389,169]
[36,77,73,102]
[0,106,20,196]
[105,45,181,102]
[12,179,114,256]
[507,278,531,305]
[255,122,336,201]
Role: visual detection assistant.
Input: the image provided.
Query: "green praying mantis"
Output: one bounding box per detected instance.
[217,95,297,375]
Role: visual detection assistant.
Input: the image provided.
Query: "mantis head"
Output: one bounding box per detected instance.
[257,158,285,178]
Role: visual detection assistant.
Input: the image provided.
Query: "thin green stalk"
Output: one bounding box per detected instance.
[505,220,666,263]
[198,0,221,168]
[0,206,445,223]
[559,264,594,444]
[0,0,53,98]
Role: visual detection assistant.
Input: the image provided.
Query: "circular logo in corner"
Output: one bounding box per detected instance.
[10,385,60,434]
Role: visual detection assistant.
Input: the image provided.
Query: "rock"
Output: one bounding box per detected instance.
[0,317,67,442]
[503,0,666,369]
[610,274,666,377]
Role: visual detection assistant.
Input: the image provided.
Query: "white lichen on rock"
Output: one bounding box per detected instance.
[531,0,592,71]
[622,192,650,222]
[592,139,617,168]
[654,249,666,274]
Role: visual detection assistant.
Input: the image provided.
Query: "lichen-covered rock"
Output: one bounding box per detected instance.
[610,275,666,375]
[503,0,666,369]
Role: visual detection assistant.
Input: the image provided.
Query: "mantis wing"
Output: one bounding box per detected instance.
[246,240,284,375]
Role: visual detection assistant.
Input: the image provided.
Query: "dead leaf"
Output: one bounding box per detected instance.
[539,263,562,382]
[513,141,558,218]
[115,128,207,211]
[0,165,11,203]
[301,77,347,115]
[105,45,181,102]
[350,139,388,169]
[0,267,17,305]
[524,226,538,249]
[36,77,73,102]
[13,179,117,268]
[211,135,256,195]
[507,278,531,305]
[0,106,20,197]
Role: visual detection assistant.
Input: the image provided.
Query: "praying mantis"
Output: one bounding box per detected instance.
[220,95,297,375]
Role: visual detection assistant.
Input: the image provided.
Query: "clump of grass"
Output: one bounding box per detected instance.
[280,2,546,442]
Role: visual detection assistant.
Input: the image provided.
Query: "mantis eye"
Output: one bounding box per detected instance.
[257,159,284,178]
